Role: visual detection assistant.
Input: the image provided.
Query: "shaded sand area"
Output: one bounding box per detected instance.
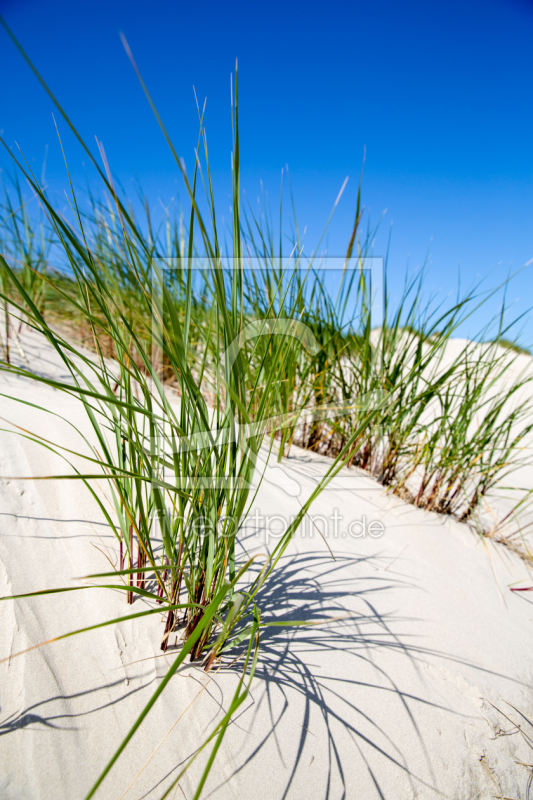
[1,328,533,800]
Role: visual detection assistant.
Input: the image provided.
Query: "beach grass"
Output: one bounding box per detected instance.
[1,18,533,798]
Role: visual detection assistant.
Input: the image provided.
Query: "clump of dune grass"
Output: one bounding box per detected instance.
[235,180,533,537]
[408,342,533,519]
[0,24,397,798]
[241,234,533,537]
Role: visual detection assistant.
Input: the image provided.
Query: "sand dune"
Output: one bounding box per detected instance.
[1,328,533,799]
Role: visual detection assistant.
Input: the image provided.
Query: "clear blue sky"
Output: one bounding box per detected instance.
[1,0,533,343]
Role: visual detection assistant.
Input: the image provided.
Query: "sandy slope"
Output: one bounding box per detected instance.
[1,329,533,800]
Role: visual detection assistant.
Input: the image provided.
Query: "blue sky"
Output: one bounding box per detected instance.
[1,0,533,343]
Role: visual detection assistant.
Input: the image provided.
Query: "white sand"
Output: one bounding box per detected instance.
[1,328,533,799]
